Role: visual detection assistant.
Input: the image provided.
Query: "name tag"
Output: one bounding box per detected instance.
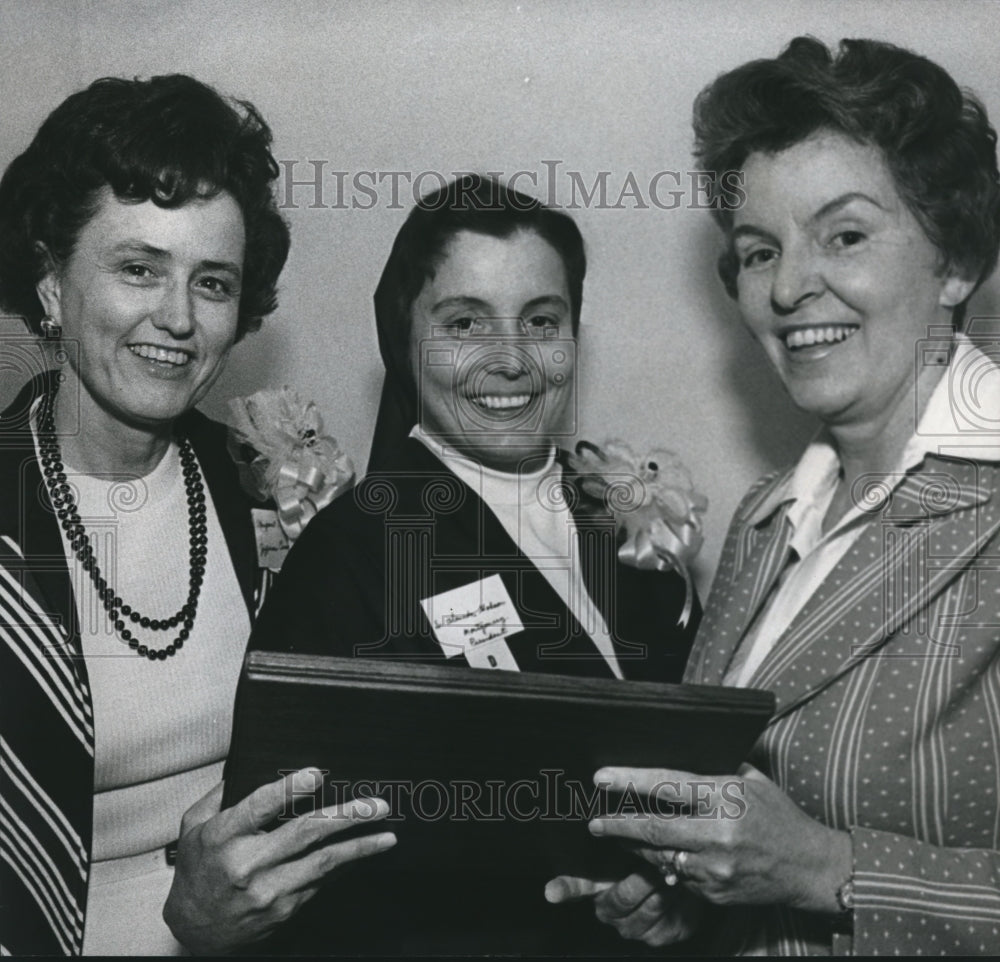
[420,574,522,670]
[252,509,291,571]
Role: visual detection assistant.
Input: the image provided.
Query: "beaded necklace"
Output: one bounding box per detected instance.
[37,382,207,660]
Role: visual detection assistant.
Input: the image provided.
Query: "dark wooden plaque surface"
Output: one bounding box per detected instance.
[224,654,775,954]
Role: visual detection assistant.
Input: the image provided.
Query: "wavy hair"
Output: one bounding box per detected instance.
[0,74,290,339]
[693,37,1000,325]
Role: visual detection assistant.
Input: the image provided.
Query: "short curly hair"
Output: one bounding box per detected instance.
[693,36,1000,326]
[0,73,290,339]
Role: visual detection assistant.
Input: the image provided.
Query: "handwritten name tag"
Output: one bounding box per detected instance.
[420,574,523,670]
[252,509,291,571]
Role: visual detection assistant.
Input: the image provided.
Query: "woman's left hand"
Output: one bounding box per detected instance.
[546,872,707,946]
[586,764,851,914]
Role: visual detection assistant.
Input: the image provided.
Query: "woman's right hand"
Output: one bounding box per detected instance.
[162,768,396,954]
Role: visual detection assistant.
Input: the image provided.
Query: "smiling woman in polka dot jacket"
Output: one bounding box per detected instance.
[547,36,1000,956]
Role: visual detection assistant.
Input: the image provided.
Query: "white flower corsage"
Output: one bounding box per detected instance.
[568,439,707,628]
[227,387,354,569]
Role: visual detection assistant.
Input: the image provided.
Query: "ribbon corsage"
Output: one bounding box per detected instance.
[567,439,707,628]
[227,388,354,566]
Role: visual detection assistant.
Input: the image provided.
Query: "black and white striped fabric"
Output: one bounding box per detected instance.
[1,534,92,955]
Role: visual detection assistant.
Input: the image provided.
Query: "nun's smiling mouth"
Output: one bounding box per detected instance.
[470,393,535,411]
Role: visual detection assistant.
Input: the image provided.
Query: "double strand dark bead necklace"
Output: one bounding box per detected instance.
[37,384,207,661]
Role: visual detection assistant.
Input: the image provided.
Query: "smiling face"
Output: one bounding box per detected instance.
[408,228,577,472]
[38,187,245,434]
[732,130,974,432]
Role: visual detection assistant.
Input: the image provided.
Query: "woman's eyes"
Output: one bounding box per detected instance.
[828,229,867,249]
[118,264,237,299]
[737,228,868,270]
[527,314,560,331]
[442,315,562,334]
[196,275,238,299]
[121,263,156,282]
[739,248,778,270]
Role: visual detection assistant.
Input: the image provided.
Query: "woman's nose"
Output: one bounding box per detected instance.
[152,282,196,337]
[770,244,823,313]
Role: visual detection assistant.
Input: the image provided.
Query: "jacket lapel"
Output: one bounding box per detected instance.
[747,458,998,719]
[560,462,626,651]
[689,470,797,685]
[1,376,93,954]
[564,462,694,681]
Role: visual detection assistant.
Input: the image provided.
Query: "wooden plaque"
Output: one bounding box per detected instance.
[224,653,775,954]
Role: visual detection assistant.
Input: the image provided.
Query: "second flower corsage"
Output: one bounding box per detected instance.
[568,439,707,627]
[227,387,354,568]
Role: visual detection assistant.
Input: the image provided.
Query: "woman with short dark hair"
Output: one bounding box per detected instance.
[0,74,290,340]
[0,74,392,956]
[697,36,1000,319]
[549,36,1000,956]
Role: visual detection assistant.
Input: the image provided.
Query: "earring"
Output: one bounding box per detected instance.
[40,315,62,339]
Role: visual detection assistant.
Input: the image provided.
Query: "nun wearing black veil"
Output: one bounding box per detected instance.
[244,174,700,953]
[251,174,697,680]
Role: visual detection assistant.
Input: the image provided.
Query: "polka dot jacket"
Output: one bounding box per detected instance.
[685,454,1000,956]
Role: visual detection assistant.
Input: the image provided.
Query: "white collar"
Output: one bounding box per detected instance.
[409,425,560,508]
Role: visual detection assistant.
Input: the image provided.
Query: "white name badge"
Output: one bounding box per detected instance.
[420,574,523,670]
[252,509,291,571]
